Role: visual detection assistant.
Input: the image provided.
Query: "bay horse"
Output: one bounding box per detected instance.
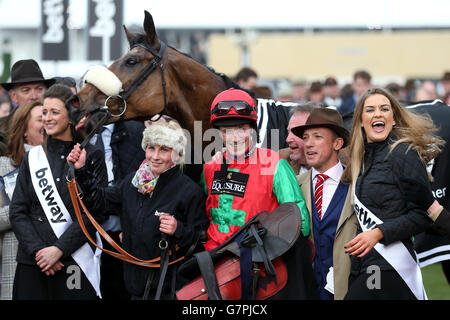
[68,10,295,159]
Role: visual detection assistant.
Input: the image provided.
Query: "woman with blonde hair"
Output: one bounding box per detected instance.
[342,87,444,300]
[0,100,44,300]
[67,118,209,300]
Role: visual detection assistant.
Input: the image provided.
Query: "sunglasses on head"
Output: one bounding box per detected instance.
[212,100,256,116]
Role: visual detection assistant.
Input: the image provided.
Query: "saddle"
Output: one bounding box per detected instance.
[176,202,302,300]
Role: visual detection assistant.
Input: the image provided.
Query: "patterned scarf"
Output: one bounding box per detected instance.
[132,160,159,195]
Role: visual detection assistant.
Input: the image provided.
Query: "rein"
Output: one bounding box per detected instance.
[67,179,184,268]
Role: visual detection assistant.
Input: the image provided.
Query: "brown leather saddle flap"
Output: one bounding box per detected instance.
[214,202,302,262]
[176,256,287,300]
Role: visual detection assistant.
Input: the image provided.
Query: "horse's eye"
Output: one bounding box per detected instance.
[125,57,139,67]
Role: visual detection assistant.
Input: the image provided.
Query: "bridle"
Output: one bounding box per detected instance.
[69,41,168,152]
[105,40,168,121]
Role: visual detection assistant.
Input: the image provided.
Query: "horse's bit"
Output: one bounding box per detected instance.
[71,39,168,133]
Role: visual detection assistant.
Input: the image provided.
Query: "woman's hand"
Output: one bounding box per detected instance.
[35,246,64,273]
[67,143,87,169]
[44,261,64,276]
[344,228,384,258]
[159,214,178,236]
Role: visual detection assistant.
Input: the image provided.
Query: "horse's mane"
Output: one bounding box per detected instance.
[130,33,256,99]
[167,44,255,96]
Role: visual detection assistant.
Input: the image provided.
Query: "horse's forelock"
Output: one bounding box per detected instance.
[127,33,149,49]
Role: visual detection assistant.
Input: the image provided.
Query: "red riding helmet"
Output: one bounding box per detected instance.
[210,88,258,128]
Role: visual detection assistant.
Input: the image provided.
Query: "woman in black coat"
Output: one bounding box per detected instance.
[341,87,445,300]
[10,85,107,300]
[399,177,450,240]
[68,119,209,300]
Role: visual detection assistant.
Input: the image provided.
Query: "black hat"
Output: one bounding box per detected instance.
[1,59,55,91]
[292,107,350,148]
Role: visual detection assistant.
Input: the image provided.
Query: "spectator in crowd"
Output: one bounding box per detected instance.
[0,96,11,118]
[277,82,293,102]
[291,77,308,104]
[0,60,55,156]
[0,100,44,300]
[404,79,417,103]
[323,77,342,109]
[9,84,107,300]
[293,107,357,300]
[308,81,325,105]
[414,85,435,102]
[443,91,450,105]
[421,80,438,101]
[385,82,404,102]
[0,59,55,109]
[235,67,258,91]
[53,76,77,95]
[342,87,443,300]
[253,85,273,99]
[68,119,208,300]
[280,102,322,175]
[439,72,450,98]
[339,70,372,117]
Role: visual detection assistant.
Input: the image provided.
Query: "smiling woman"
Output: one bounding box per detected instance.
[66,119,209,300]
[360,94,396,143]
[9,84,108,300]
[42,85,73,141]
[341,87,445,300]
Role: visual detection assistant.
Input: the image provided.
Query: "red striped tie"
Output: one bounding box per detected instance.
[314,174,329,220]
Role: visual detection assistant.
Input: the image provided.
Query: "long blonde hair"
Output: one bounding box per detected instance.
[342,87,445,188]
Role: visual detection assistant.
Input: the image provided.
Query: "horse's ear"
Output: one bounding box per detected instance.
[123,25,134,46]
[143,10,158,45]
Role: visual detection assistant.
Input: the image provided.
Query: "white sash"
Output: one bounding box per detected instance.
[29,146,102,298]
[353,191,427,300]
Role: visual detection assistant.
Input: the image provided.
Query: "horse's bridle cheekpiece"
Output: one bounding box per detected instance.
[73,40,168,137]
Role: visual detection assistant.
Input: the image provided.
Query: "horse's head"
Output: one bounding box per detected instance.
[68,11,169,137]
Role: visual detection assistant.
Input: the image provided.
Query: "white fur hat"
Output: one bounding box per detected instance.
[141,120,188,163]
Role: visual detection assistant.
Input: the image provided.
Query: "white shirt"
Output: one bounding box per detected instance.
[299,165,309,176]
[89,123,121,232]
[312,161,343,218]
[90,123,115,184]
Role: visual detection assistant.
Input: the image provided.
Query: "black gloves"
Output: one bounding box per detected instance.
[398,176,435,210]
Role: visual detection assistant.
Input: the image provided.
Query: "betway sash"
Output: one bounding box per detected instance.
[29,146,102,298]
[353,191,427,300]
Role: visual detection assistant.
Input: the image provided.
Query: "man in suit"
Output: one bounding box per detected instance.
[292,108,357,300]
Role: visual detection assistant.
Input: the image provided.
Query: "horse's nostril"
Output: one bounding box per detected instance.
[67,95,80,109]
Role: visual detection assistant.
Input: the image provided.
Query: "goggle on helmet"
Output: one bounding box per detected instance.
[210,88,258,127]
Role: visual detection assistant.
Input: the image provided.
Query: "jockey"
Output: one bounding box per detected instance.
[200,88,310,250]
